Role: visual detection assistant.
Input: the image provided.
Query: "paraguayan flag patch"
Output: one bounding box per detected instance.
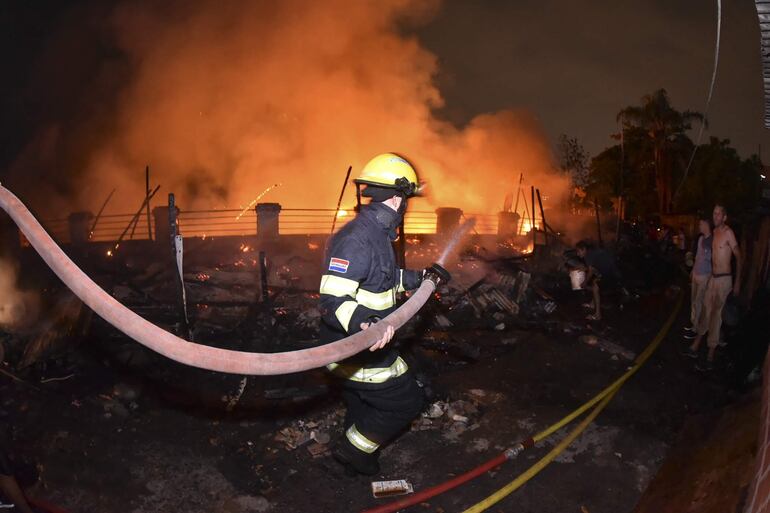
[329,257,350,273]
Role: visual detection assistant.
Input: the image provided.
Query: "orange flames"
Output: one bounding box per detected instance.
[4,0,570,219]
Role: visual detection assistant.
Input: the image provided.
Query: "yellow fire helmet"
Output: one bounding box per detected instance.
[354,153,422,197]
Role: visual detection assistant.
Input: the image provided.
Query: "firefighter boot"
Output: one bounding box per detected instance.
[332,437,380,476]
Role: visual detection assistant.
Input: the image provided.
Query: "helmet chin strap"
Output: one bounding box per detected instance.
[355,183,362,212]
[396,192,408,218]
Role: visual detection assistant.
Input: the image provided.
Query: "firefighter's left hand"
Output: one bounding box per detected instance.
[424,263,452,286]
[361,322,395,351]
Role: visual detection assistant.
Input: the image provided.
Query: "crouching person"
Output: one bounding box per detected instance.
[574,240,623,321]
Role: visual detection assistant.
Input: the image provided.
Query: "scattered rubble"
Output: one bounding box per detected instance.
[224,377,249,412]
[468,284,520,317]
[305,442,330,459]
[421,332,481,361]
[433,314,453,329]
[371,479,414,498]
[579,335,636,361]
[273,408,343,452]
[542,301,557,314]
[295,307,321,330]
[113,381,142,401]
[468,438,491,453]
[224,495,271,513]
[413,389,504,441]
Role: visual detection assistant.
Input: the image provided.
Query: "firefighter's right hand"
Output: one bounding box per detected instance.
[361,322,395,351]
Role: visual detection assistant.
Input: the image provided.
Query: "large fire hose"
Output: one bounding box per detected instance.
[0,184,474,375]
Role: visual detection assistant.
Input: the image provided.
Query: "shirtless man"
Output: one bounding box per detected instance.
[686,204,742,370]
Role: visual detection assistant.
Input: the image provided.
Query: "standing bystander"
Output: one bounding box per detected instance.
[685,205,742,370]
[683,217,713,340]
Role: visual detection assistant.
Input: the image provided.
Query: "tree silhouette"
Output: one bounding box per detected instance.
[617,89,704,213]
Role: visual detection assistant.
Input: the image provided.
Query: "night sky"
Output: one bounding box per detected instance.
[0,0,767,180]
[419,0,769,157]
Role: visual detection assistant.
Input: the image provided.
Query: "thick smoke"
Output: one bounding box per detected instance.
[0,258,39,330]
[12,0,568,215]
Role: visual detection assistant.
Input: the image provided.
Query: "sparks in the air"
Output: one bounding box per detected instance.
[235,183,282,220]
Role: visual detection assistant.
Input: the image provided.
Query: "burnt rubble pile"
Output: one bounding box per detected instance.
[0,247,551,377]
[0,231,652,387]
[426,268,531,331]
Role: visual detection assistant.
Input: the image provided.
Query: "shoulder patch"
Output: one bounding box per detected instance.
[329,257,350,273]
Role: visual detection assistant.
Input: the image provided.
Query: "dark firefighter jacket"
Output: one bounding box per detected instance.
[318,202,422,386]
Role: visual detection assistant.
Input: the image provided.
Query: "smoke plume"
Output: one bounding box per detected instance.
[10,0,568,216]
[0,258,39,330]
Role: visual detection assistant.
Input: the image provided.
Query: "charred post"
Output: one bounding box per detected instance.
[594,196,603,246]
[145,165,152,241]
[259,250,269,303]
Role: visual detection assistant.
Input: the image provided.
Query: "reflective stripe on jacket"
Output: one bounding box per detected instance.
[318,202,422,376]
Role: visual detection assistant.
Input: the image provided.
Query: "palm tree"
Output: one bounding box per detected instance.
[617,89,704,213]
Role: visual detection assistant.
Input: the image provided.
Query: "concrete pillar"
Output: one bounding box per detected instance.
[68,211,94,246]
[256,203,282,240]
[497,211,520,237]
[435,207,462,237]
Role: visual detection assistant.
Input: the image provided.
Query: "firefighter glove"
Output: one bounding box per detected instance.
[423,263,451,286]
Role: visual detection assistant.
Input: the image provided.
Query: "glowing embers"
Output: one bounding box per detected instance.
[496,237,534,255]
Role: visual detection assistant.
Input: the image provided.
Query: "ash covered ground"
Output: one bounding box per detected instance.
[0,235,743,513]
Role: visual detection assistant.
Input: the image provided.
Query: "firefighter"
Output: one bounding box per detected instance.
[319,153,450,476]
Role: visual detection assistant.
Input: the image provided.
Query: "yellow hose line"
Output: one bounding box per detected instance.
[533,292,683,442]
[463,389,618,513]
[464,292,683,513]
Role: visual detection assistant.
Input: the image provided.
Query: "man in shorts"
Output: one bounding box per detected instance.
[686,204,742,370]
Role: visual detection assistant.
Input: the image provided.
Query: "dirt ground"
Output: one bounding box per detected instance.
[1,256,747,513]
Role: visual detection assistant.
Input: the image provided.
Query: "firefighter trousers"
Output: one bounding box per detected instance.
[341,372,424,455]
